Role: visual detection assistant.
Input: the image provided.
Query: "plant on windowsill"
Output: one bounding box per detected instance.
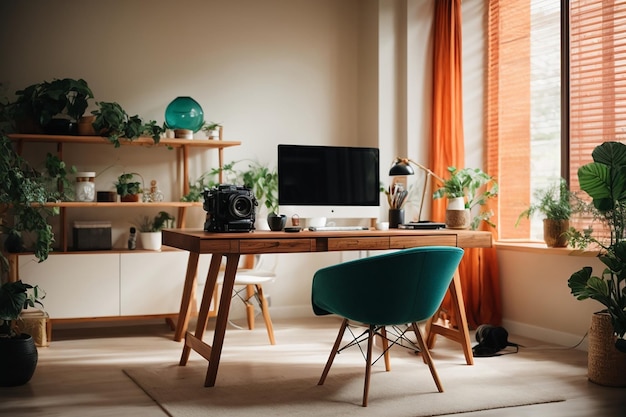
[0,133,55,386]
[515,178,573,247]
[432,167,499,230]
[114,172,144,202]
[136,211,175,251]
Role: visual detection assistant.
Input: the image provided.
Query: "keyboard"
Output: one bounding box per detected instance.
[308,226,370,231]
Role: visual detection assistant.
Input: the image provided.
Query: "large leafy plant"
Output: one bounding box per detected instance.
[13,78,94,128]
[567,141,626,351]
[0,134,57,273]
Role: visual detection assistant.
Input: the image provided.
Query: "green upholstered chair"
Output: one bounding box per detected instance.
[311,246,464,407]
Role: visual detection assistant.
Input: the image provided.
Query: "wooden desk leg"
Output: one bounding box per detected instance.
[425,270,474,365]
[180,253,223,366]
[174,252,200,342]
[204,253,239,387]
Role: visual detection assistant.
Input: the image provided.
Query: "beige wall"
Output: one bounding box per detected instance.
[498,247,604,349]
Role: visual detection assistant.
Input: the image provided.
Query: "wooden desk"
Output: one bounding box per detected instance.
[163,228,492,387]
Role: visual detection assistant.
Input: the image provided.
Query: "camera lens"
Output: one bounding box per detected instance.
[229,194,254,218]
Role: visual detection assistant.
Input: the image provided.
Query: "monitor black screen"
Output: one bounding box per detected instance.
[277,145,380,216]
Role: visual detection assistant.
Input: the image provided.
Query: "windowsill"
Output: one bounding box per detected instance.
[495,240,599,257]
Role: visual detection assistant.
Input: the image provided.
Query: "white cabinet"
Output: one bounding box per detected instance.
[18,253,120,319]
[120,251,188,316]
[17,251,194,320]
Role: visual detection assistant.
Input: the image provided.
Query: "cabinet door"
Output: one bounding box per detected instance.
[18,253,120,319]
[120,251,188,316]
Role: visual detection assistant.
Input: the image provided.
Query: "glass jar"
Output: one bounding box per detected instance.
[75,172,96,202]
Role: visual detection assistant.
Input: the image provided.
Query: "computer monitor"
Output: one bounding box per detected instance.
[277,144,380,219]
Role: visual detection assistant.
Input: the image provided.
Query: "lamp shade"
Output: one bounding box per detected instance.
[389,160,415,176]
[164,96,204,132]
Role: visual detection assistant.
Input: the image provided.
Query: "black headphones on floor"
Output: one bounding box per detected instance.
[472,324,520,357]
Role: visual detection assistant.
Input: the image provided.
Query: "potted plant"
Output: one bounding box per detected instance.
[433,167,499,230]
[92,101,164,147]
[114,172,143,202]
[12,78,94,134]
[0,280,45,386]
[568,142,626,357]
[516,178,572,247]
[136,211,175,251]
[0,133,56,386]
[239,161,278,230]
[202,121,222,139]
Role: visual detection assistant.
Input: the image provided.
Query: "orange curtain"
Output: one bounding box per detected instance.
[429,0,502,328]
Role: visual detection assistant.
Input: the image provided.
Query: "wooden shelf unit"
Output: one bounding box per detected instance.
[8,133,241,252]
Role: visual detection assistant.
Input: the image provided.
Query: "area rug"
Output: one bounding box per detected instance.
[123,328,565,417]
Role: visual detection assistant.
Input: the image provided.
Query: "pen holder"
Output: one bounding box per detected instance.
[389,209,404,228]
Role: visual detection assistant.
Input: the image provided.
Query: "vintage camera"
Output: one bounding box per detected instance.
[203,184,257,232]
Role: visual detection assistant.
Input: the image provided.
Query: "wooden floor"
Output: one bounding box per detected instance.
[0,316,625,417]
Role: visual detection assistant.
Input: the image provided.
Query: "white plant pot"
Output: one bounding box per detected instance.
[140,231,162,251]
[447,196,466,210]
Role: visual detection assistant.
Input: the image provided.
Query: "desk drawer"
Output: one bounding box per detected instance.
[239,239,314,254]
[390,235,457,248]
[327,237,389,251]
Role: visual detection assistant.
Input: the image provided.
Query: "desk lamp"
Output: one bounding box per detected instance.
[165,96,205,138]
[389,157,444,221]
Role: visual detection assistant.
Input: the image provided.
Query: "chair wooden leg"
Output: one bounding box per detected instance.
[318,318,348,385]
[362,325,374,407]
[255,284,276,345]
[245,284,255,330]
[411,322,443,393]
[380,326,391,371]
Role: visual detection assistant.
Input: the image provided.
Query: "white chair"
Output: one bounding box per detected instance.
[218,254,277,345]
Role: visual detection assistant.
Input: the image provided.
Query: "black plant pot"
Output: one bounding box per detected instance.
[44,118,77,135]
[0,333,38,387]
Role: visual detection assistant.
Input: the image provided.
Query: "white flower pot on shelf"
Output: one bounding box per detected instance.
[140,231,162,251]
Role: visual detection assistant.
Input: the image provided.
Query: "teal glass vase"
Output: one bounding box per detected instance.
[164,97,204,136]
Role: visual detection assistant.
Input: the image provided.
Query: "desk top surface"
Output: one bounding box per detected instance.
[162,228,492,254]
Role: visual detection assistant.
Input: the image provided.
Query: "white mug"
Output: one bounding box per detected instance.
[308,217,327,228]
[376,221,389,231]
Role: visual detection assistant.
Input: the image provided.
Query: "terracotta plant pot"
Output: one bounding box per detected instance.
[543,219,569,247]
[77,115,97,136]
[120,194,140,202]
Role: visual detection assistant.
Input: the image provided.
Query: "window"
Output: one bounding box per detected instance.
[486,0,561,240]
[488,0,626,240]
